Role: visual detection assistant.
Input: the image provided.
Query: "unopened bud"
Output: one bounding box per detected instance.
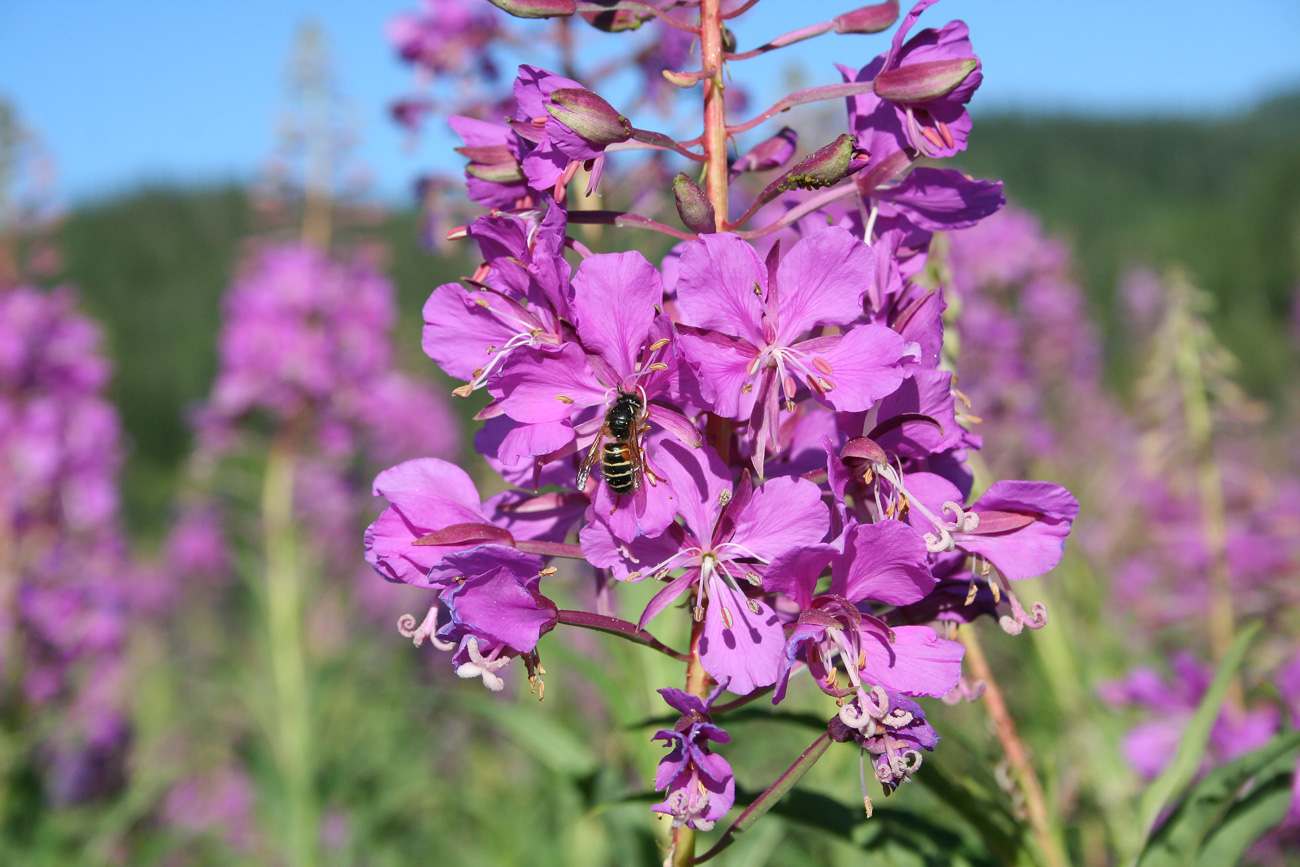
[546,88,632,145]
[756,134,866,208]
[466,161,525,184]
[730,127,797,179]
[874,57,979,103]
[580,6,647,31]
[673,173,717,234]
[832,0,899,34]
[486,0,576,18]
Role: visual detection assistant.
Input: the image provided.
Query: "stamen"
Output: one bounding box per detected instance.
[920,125,944,150]
[813,356,834,375]
[648,337,671,352]
[555,394,575,404]
[937,120,954,149]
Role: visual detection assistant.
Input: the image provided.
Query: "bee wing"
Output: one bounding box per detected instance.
[626,429,646,492]
[575,431,605,491]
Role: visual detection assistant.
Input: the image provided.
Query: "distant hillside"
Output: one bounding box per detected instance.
[52,93,1300,531]
[960,90,1300,393]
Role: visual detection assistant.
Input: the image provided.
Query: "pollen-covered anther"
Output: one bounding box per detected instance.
[625,570,643,581]
[784,398,796,412]
[720,606,734,629]
[752,281,763,296]
[744,571,761,585]
[718,490,732,507]
[538,566,558,577]
[647,362,669,372]
[817,377,835,392]
[746,356,762,376]
[452,384,473,398]
[649,337,671,352]
[693,605,704,622]
[964,579,979,605]
[740,383,753,394]
[746,598,760,614]
[474,297,491,308]
[555,394,575,404]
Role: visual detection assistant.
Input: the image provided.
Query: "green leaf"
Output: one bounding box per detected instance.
[459,694,599,778]
[1194,740,1299,866]
[1134,622,1261,841]
[1135,728,1300,867]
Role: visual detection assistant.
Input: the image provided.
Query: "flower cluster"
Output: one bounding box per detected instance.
[0,284,131,804]
[369,0,1077,833]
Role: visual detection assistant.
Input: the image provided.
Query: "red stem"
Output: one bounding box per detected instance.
[556,610,689,662]
[727,80,877,136]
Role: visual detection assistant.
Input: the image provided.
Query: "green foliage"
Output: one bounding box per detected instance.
[1135,729,1300,867]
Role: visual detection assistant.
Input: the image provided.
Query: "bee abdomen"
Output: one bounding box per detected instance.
[602,442,636,494]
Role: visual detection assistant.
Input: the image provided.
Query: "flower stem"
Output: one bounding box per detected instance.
[263,436,318,867]
[670,615,710,867]
[555,610,689,661]
[958,625,1065,867]
[700,0,728,229]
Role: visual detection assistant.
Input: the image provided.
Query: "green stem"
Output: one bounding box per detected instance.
[263,437,317,867]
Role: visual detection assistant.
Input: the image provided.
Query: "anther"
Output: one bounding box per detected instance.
[964,579,978,605]
[555,394,575,404]
[813,357,833,375]
[752,281,763,296]
[746,599,760,614]
[539,566,558,577]
[474,297,491,308]
[647,362,669,371]
[718,490,732,507]
[649,337,671,351]
[937,120,954,149]
[920,125,945,150]
[720,607,734,629]
[693,605,704,622]
[625,571,643,581]
[741,383,753,394]
[744,571,761,585]
[452,384,473,398]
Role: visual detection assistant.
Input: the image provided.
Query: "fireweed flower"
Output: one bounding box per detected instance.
[364,457,558,589]
[387,0,501,80]
[843,0,981,166]
[652,682,735,831]
[765,519,964,711]
[422,204,569,397]
[433,548,559,692]
[490,250,700,540]
[509,66,631,197]
[674,228,910,473]
[0,284,131,804]
[582,440,830,694]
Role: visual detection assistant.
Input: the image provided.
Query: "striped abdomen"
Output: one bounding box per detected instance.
[602,442,637,494]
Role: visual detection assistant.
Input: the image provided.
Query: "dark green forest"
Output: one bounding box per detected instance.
[54,92,1300,534]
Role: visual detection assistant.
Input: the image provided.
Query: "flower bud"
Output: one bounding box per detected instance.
[780,134,867,192]
[874,58,979,103]
[833,0,899,34]
[673,174,717,235]
[545,88,633,146]
[485,0,576,18]
[580,7,647,31]
[465,161,526,184]
[730,127,797,178]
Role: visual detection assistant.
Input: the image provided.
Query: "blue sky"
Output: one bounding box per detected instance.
[2,0,1298,205]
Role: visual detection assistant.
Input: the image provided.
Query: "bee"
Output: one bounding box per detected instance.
[576,389,649,495]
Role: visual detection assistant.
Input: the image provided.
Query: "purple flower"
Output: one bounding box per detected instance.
[582,440,830,694]
[765,520,964,707]
[510,66,630,196]
[844,0,981,166]
[489,250,700,540]
[435,549,558,691]
[364,457,547,587]
[388,0,501,78]
[652,682,735,831]
[674,229,909,473]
